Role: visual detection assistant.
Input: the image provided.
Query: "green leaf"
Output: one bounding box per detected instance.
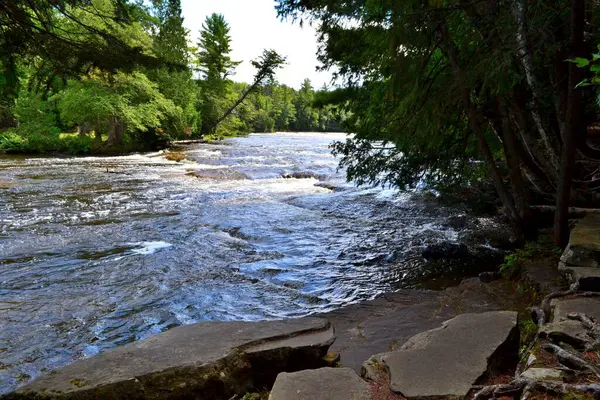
[567,57,590,67]
[593,53,600,61]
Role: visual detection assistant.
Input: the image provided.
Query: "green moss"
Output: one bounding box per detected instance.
[69,378,88,388]
[519,318,538,351]
[241,391,269,400]
[560,392,595,400]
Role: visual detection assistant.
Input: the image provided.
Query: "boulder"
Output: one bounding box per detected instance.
[479,271,500,283]
[5,318,334,400]
[377,311,518,399]
[521,263,568,295]
[421,242,470,260]
[269,368,370,400]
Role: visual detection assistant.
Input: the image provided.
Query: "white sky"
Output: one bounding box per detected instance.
[180,0,335,89]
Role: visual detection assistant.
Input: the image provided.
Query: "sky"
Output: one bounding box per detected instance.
[180,0,335,89]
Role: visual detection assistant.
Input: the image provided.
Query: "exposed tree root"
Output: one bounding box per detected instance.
[473,379,600,400]
[472,379,527,400]
[568,312,600,351]
[536,290,600,326]
[480,292,600,398]
[523,381,600,399]
[541,343,600,376]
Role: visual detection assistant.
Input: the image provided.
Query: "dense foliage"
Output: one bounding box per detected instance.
[276,0,600,245]
[0,1,343,154]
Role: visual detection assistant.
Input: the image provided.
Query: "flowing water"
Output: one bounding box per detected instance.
[0,132,496,393]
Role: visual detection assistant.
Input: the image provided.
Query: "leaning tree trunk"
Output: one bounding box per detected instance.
[212,72,268,132]
[555,0,585,247]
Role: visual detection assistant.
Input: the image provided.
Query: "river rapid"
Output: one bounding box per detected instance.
[0,132,500,393]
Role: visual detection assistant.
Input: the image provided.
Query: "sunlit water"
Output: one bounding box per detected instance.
[0,132,489,392]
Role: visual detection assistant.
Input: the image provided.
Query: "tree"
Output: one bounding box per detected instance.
[196,13,240,81]
[0,0,170,106]
[277,0,599,246]
[293,78,318,131]
[148,0,198,136]
[56,72,182,146]
[195,13,240,134]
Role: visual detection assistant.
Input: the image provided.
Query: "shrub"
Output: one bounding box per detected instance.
[61,135,94,154]
[0,130,28,152]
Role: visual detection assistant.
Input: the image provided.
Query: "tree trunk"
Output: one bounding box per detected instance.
[439,22,523,236]
[555,0,585,247]
[94,118,103,143]
[497,97,536,239]
[107,115,118,146]
[212,69,273,132]
[511,0,561,170]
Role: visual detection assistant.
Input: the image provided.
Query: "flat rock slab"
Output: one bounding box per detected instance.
[319,279,522,373]
[552,297,600,322]
[380,311,518,400]
[6,318,334,400]
[269,368,370,400]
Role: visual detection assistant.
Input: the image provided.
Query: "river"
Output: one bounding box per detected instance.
[0,132,496,393]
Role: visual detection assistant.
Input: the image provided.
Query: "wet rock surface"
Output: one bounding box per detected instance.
[269,368,371,400]
[4,318,334,400]
[422,242,470,260]
[377,311,518,399]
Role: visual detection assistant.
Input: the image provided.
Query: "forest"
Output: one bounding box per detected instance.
[0,0,344,155]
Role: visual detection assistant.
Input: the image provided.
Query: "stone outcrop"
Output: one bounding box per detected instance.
[4,318,334,400]
[322,278,522,373]
[269,368,371,400]
[364,311,519,400]
[559,214,600,290]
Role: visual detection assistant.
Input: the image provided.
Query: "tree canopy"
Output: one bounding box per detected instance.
[0,3,343,153]
[277,0,600,246]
